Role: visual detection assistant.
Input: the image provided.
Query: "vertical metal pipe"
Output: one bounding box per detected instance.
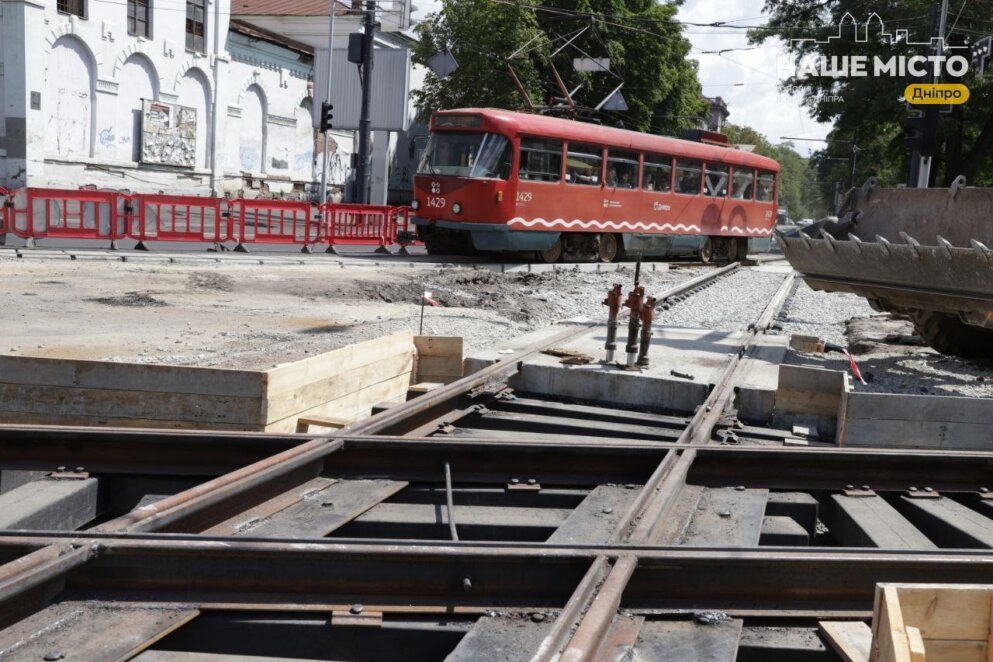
[636,296,656,367]
[319,0,338,204]
[355,0,375,203]
[602,284,622,363]
[444,462,459,542]
[623,286,644,368]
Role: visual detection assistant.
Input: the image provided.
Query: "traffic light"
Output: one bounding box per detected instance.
[902,114,925,152]
[902,109,939,157]
[973,36,992,76]
[320,102,334,132]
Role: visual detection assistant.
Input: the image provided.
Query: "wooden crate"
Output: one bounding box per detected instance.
[0,332,417,432]
[413,335,464,385]
[871,583,993,661]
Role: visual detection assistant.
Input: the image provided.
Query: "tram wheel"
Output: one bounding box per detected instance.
[698,237,713,263]
[731,238,749,262]
[598,233,624,263]
[536,238,563,264]
[713,237,735,263]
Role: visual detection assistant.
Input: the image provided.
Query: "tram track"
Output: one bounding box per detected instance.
[1,262,993,660]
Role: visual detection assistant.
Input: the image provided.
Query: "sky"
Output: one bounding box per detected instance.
[409,0,832,155]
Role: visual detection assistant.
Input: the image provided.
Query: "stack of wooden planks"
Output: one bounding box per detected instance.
[0,332,421,432]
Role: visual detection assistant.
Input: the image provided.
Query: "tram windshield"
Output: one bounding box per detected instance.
[417,132,512,179]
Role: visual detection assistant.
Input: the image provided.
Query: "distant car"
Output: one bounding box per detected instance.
[797,218,815,227]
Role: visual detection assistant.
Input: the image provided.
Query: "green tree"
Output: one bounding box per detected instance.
[410,0,706,135]
[537,0,707,134]
[751,0,993,199]
[723,123,828,219]
[410,0,549,123]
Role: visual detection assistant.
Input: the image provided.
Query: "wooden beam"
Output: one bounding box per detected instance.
[264,352,413,423]
[774,364,848,418]
[295,415,351,433]
[264,373,411,433]
[819,620,871,662]
[0,355,265,397]
[841,392,993,450]
[265,331,413,396]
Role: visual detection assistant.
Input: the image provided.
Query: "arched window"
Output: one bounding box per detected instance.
[293,98,315,181]
[45,36,96,159]
[239,85,267,174]
[117,53,159,162]
[178,68,211,169]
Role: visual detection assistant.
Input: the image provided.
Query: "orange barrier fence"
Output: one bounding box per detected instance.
[8,188,124,242]
[128,194,230,246]
[0,187,416,252]
[0,187,8,238]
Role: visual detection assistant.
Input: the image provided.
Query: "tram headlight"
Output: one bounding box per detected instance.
[452,203,463,214]
[411,200,420,210]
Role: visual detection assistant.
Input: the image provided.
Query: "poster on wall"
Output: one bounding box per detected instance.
[140,100,197,167]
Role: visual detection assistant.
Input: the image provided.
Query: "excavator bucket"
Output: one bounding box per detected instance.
[779,178,993,357]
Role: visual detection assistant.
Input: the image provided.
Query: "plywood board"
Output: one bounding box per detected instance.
[0,383,264,426]
[774,364,848,418]
[0,356,265,397]
[414,335,463,357]
[819,620,871,662]
[265,331,413,395]
[841,392,993,450]
[264,352,413,423]
[264,373,411,433]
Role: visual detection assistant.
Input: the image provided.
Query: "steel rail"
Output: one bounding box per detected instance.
[93,438,344,534]
[553,270,796,661]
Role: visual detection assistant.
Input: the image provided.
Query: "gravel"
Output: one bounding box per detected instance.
[778,281,993,398]
[774,280,877,346]
[659,268,789,331]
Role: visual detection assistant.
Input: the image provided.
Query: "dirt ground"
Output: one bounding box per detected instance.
[1,258,688,370]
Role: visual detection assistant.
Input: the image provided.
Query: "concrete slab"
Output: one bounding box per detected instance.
[464,322,594,375]
[508,327,744,414]
[734,335,790,424]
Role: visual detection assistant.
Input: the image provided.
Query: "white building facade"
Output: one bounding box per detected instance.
[0,0,410,199]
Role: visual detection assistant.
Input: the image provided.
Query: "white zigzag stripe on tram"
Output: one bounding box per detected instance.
[509,217,774,237]
[510,217,702,233]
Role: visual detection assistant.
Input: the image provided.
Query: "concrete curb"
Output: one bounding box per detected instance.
[0,247,671,273]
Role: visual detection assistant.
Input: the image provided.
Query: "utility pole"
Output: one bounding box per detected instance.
[355,0,375,204]
[911,0,948,188]
[318,0,337,204]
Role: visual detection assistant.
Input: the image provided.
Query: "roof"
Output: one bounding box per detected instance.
[229,19,315,55]
[435,109,781,172]
[232,0,351,17]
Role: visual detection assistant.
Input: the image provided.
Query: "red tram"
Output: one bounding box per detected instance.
[411,108,780,262]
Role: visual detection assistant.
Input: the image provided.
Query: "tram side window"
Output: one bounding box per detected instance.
[643,155,672,192]
[565,144,603,186]
[756,172,776,202]
[731,168,755,199]
[519,138,563,182]
[675,159,702,194]
[606,150,639,189]
[704,164,730,197]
